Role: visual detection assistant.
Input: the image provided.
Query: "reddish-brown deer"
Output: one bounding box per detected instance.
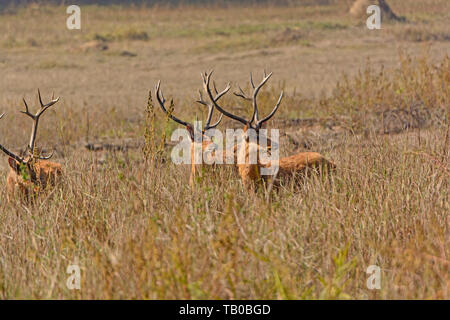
[203,71,335,189]
[155,78,230,185]
[0,90,62,201]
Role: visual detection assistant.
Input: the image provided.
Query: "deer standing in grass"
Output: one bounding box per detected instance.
[0,91,62,201]
[202,71,335,189]
[155,79,230,186]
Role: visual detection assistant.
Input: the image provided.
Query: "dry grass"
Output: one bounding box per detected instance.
[0,1,448,299]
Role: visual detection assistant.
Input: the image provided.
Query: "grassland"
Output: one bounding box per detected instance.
[0,1,448,299]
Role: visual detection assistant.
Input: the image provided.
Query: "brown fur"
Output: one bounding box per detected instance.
[349,0,372,17]
[275,152,335,177]
[233,126,335,188]
[6,158,62,202]
[263,152,336,186]
[234,125,263,189]
[237,141,262,189]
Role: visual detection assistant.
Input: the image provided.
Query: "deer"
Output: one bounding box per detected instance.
[0,90,63,201]
[202,71,335,189]
[155,78,231,186]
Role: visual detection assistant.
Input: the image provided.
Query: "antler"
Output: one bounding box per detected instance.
[196,90,223,131]
[202,70,249,126]
[234,71,283,130]
[21,89,60,159]
[197,71,231,131]
[155,81,192,129]
[156,78,229,139]
[0,113,25,163]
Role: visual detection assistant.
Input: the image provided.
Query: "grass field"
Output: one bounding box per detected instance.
[0,1,448,299]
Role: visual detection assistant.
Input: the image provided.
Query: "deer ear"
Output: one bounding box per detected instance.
[8,157,21,173]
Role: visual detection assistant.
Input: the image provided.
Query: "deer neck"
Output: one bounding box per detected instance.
[237,138,261,186]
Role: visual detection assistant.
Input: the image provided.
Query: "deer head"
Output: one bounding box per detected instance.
[155,79,230,185]
[203,70,282,146]
[0,90,62,198]
[202,71,283,187]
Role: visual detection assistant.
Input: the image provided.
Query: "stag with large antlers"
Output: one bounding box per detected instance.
[202,70,281,187]
[155,79,230,185]
[0,90,62,201]
[203,71,335,189]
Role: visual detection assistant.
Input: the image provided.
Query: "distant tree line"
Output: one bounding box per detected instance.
[1,0,278,7]
[1,0,340,9]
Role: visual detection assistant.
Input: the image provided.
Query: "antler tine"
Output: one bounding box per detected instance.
[199,71,233,130]
[21,90,61,155]
[202,71,247,126]
[203,94,215,130]
[20,97,35,119]
[207,113,223,130]
[196,90,208,107]
[0,144,24,163]
[256,91,284,128]
[196,90,213,127]
[196,89,214,125]
[155,81,191,128]
[212,81,219,95]
[250,71,273,125]
[213,80,232,102]
[36,150,54,160]
[201,71,208,85]
[250,72,255,89]
[0,113,25,163]
[233,86,252,101]
[37,89,60,117]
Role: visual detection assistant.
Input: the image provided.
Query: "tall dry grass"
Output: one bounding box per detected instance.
[0,50,448,299]
[0,1,448,299]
